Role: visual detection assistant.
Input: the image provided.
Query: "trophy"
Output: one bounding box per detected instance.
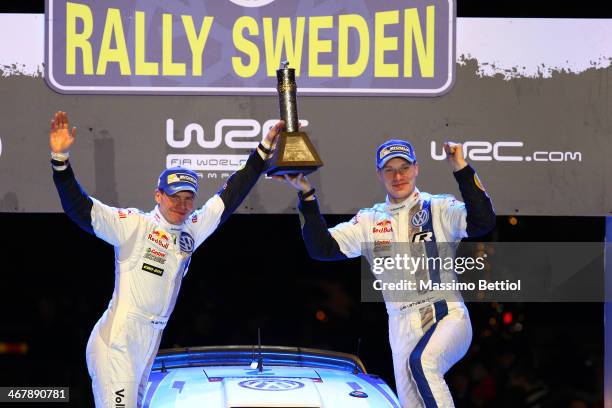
[265,61,323,176]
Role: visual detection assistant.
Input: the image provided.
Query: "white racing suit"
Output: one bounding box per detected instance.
[52,152,265,407]
[298,165,495,408]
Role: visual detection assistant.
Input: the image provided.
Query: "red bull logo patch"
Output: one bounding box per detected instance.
[148,229,170,249]
[372,226,393,234]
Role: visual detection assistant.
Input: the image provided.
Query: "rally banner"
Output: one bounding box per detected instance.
[45,0,455,96]
[0,16,611,215]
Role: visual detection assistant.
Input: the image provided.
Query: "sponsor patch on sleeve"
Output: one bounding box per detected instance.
[117,209,132,219]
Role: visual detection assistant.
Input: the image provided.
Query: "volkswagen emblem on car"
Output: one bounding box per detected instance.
[238,379,305,391]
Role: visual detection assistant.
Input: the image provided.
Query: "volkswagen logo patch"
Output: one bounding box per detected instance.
[179,232,194,253]
[238,379,304,391]
[411,209,429,227]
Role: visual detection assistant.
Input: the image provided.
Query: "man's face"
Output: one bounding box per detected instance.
[155,190,195,225]
[377,157,419,202]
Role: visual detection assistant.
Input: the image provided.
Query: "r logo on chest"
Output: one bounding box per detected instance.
[412,231,433,242]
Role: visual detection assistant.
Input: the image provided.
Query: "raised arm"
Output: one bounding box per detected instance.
[215,121,284,225]
[277,174,361,261]
[298,196,348,261]
[444,142,496,237]
[50,111,94,235]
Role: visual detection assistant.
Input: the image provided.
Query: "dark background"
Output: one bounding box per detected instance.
[0,212,605,407]
[1,1,609,407]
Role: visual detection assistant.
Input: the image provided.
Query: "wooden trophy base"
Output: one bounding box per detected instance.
[266,131,323,176]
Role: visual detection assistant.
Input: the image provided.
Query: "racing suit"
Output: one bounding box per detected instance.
[298,165,495,408]
[52,151,266,408]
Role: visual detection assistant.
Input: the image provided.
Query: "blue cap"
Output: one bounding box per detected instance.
[157,167,199,196]
[376,140,417,169]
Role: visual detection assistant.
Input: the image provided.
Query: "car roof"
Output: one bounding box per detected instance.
[152,345,367,374]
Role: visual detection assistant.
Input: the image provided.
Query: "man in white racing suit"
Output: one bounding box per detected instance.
[49,111,282,407]
[277,139,495,407]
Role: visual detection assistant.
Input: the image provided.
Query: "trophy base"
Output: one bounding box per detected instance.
[266,165,321,177]
[265,131,323,177]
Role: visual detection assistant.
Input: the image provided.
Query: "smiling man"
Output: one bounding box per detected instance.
[49,111,281,408]
[278,139,496,408]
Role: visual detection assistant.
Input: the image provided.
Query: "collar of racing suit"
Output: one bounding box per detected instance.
[151,205,187,233]
[384,187,421,214]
